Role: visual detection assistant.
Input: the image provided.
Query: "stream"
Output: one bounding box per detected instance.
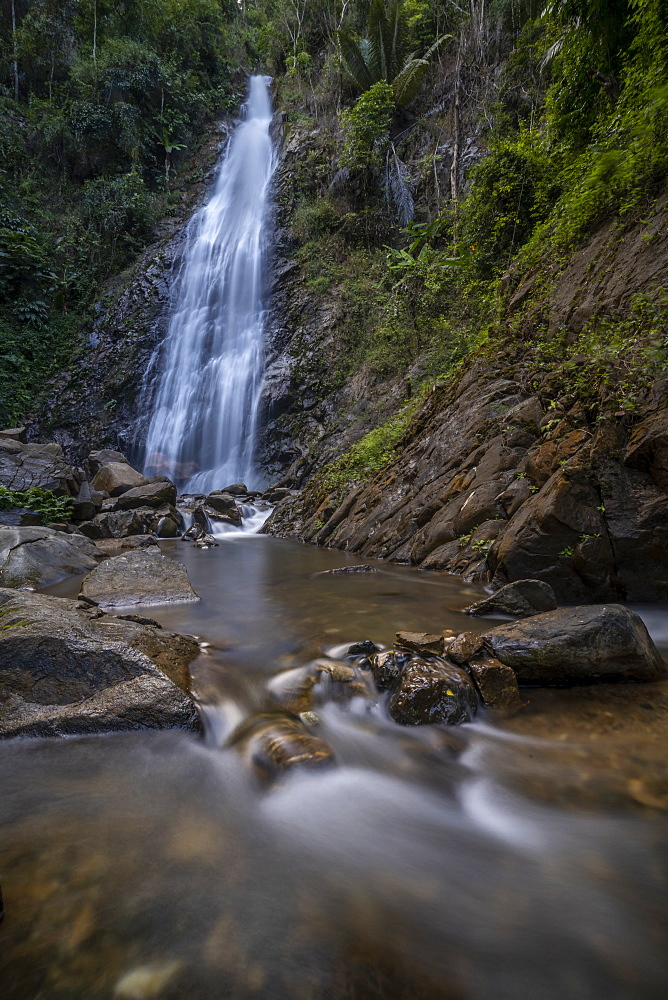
[1,533,667,999]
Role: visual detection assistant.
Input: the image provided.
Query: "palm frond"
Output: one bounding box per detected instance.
[337,29,374,92]
[392,58,428,107]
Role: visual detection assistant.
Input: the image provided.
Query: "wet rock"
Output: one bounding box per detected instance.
[482,605,665,685]
[326,564,378,574]
[112,480,177,511]
[218,482,248,496]
[268,659,363,713]
[388,659,478,726]
[232,714,334,782]
[0,438,78,495]
[0,589,200,737]
[267,665,319,713]
[369,649,410,690]
[466,579,558,619]
[80,550,199,609]
[395,631,445,656]
[347,639,381,656]
[153,514,180,538]
[0,526,100,589]
[466,656,522,709]
[91,461,148,497]
[448,632,486,665]
[205,493,240,516]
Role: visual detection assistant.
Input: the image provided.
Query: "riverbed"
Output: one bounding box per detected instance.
[1,534,667,999]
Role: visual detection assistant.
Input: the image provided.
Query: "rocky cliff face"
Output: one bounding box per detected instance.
[265,200,668,603]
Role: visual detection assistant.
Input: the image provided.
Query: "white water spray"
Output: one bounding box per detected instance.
[144,76,275,493]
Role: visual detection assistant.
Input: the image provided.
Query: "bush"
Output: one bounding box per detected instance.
[339,80,395,172]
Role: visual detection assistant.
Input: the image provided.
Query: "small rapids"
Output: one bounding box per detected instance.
[2,536,667,1000]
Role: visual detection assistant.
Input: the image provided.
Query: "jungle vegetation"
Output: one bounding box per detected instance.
[1,0,667,426]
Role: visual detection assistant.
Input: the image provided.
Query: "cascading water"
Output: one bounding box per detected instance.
[143,75,276,494]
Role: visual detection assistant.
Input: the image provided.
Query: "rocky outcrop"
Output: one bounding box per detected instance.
[267,375,668,602]
[0,589,200,737]
[0,437,79,495]
[80,550,199,609]
[0,526,100,589]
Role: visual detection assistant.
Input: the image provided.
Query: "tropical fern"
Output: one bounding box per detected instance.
[338,0,449,108]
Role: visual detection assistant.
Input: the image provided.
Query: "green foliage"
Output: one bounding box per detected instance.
[460,128,561,274]
[0,485,74,525]
[339,80,395,171]
[338,0,448,107]
[0,0,245,424]
[306,387,428,506]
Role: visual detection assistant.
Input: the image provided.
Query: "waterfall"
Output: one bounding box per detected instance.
[143,76,276,493]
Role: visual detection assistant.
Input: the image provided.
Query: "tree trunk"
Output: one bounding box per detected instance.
[11,0,19,101]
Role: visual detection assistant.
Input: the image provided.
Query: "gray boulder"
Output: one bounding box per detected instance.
[0,588,200,737]
[482,604,665,685]
[466,579,558,619]
[80,550,199,609]
[112,480,177,511]
[0,438,78,495]
[0,426,26,442]
[388,658,478,725]
[0,526,100,589]
[91,461,148,497]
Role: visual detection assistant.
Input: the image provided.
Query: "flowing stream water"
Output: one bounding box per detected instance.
[143,76,275,493]
[2,538,668,999]
[1,78,667,999]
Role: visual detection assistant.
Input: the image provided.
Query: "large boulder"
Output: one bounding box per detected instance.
[481,605,665,685]
[466,579,558,619]
[388,658,478,725]
[112,480,177,511]
[0,526,100,589]
[0,438,78,495]
[0,589,200,737]
[80,550,199,609]
[89,450,148,497]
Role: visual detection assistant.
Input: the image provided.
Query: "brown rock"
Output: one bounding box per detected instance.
[388,659,478,726]
[234,714,334,782]
[448,632,486,665]
[395,631,445,656]
[91,462,148,497]
[466,656,522,709]
[0,589,200,737]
